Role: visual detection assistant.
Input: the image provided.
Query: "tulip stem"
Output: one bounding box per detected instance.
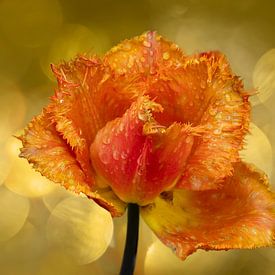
[120,203,139,275]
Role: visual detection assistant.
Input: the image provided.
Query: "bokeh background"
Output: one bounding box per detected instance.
[0,0,274,274]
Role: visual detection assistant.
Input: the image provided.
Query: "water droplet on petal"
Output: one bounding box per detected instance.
[112,150,120,161]
[170,43,178,50]
[99,151,111,164]
[140,57,146,63]
[143,41,151,48]
[213,128,222,135]
[226,94,232,102]
[121,152,128,160]
[200,82,206,89]
[102,136,111,145]
[162,52,170,60]
[209,108,217,116]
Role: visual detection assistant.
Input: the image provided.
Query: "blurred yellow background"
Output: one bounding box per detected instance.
[0,0,274,274]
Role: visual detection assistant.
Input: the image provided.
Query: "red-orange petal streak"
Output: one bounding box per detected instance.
[90,97,196,205]
[141,162,275,260]
[19,110,126,217]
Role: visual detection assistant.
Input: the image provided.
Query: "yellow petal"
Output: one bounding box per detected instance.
[141,162,275,260]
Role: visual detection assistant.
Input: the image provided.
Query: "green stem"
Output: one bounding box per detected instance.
[120,203,139,275]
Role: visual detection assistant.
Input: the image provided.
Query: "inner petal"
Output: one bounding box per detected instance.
[90,96,196,205]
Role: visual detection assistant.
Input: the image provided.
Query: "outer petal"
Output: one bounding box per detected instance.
[173,52,250,190]
[19,110,126,217]
[141,162,275,259]
[90,96,197,205]
[49,57,105,183]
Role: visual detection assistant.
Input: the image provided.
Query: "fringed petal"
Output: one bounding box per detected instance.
[19,110,126,217]
[172,52,250,190]
[104,31,186,75]
[141,162,275,260]
[49,56,109,183]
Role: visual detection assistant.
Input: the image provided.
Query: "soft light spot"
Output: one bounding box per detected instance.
[253,49,275,104]
[43,186,76,212]
[240,123,273,180]
[0,187,30,242]
[46,196,113,265]
[5,140,55,197]
[40,24,110,80]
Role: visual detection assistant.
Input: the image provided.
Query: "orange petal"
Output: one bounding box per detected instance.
[102,31,187,125]
[19,110,126,217]
[90,96,196,205]
[49,56,109,183]
[168,52,250,190]
[104,31,186,75]
[141,162,275,260]
[105,34,250,191]
[50,56,146,182]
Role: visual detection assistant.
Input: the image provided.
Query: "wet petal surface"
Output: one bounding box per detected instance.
[142,162,275,259]
[90,96,196,205]
[19,110,126,217]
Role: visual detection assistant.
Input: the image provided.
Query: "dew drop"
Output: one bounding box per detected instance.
[170,43,178,50]
[137,169,143,176]
[215,112,222,120]
[140,57,146,63]
[225,94,231,102]
[59,99,64,104]
[119,123,124,132]
[112,150,120,161]
[200,82,206,89]
[102,136,111,145]
[143,40,151,48]
[162,52,170,60]
[121,151,128,160]
[99,151,110,164]
[213,128,222,135]
[209,108,217,116]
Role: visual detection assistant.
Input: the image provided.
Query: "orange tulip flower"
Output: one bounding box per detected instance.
[20,31,274,266]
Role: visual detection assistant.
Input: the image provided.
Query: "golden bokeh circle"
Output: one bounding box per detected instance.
[253,49,275,104]
[5,138,56,198]
[46,196,114,265]
[40,24,110,80]
[240,122,273,179]
[0,187,30,242]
